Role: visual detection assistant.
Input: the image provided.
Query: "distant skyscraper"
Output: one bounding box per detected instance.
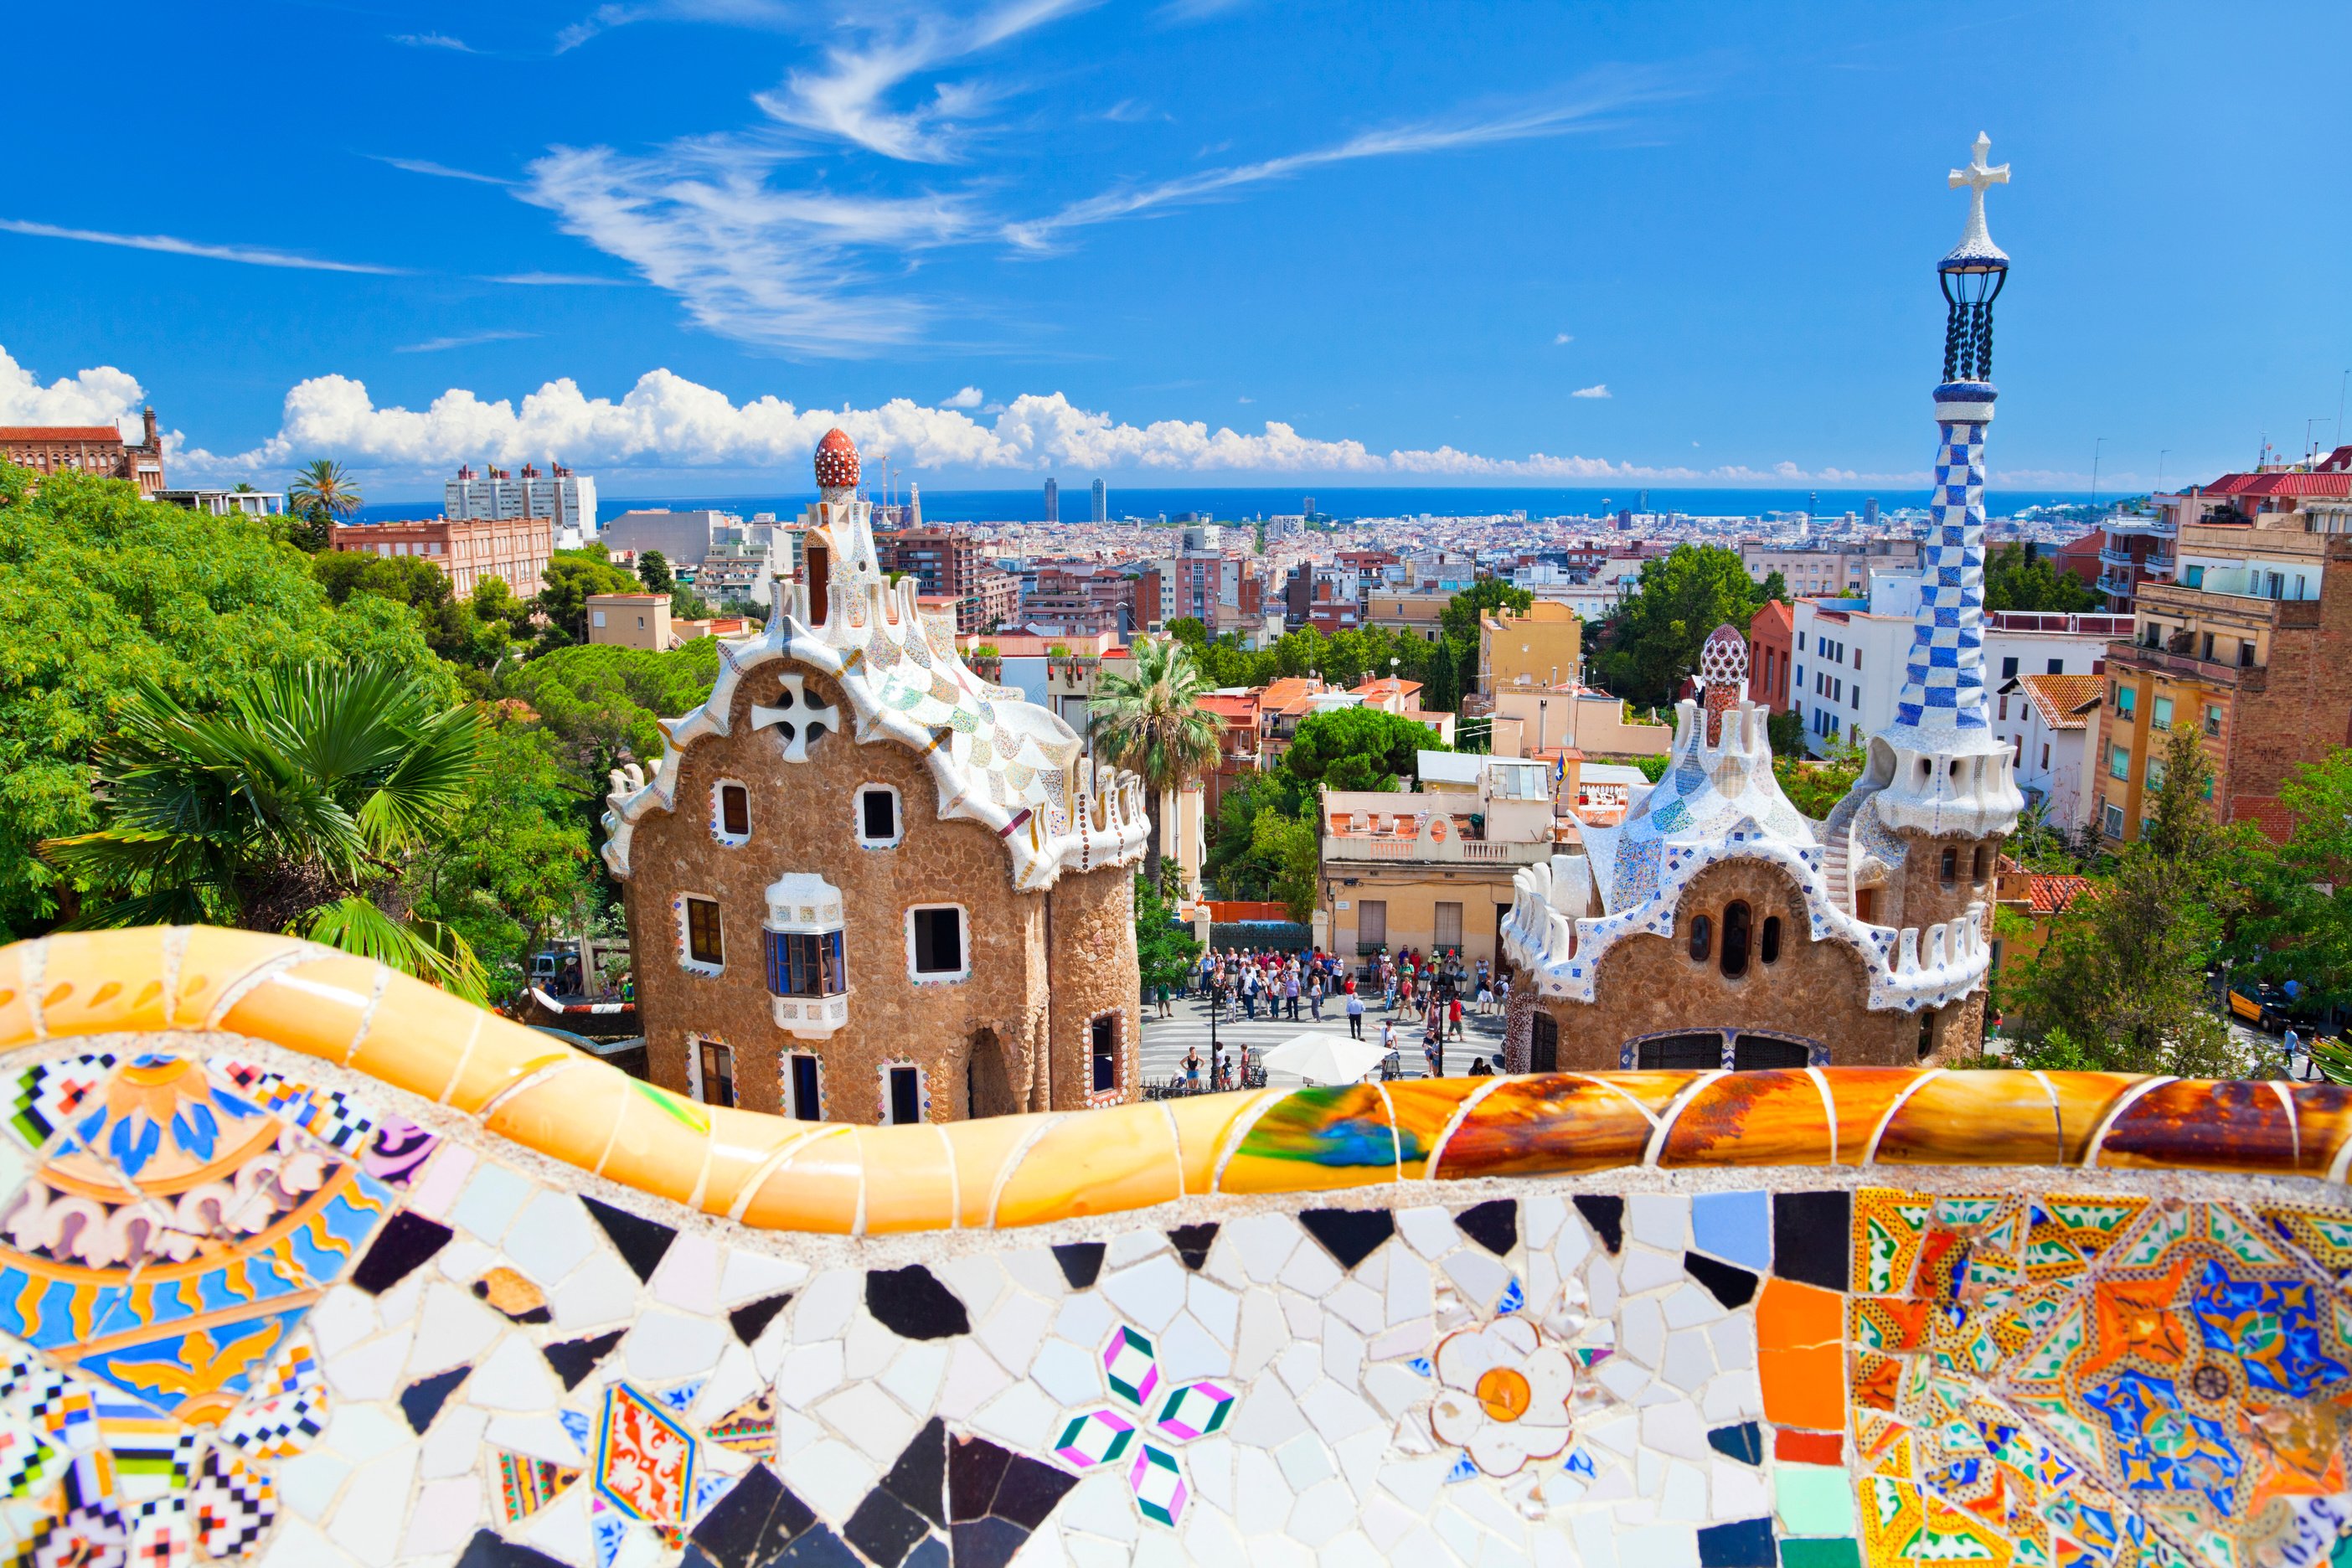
[1044,477,1059,524]
[1864,497,1880,529]
[1091,478,1107,523]
[1302,495,1316,516]
[1808,491,1818,518]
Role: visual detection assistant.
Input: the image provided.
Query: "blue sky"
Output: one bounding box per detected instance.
[3,0,2346,498]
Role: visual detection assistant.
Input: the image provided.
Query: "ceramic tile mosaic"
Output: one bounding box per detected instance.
[2,926,2349,1566]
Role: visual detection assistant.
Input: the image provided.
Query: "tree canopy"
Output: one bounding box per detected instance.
[1984,543,2100,613]
[1590,545,1774,709]
[1282,706,1448,793]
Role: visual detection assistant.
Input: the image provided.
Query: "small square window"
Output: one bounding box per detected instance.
[2000,656,2018,678]
[2151,696,2174,730]
[2046,658,2064,675]
[720,783,750,838]
[910,906,966,978]
[698,1039,736,1108]
[888,1065,923,1125]
[685,897,725,967]
[860,787,900,846]
[2103,802,2126,838]
[2109,745,2130,781]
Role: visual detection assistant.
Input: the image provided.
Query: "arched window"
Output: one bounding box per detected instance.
[1720,901,1751,977]
[1759,915,1782,965]
[1939,847,1957,888]
[1688,914,1713,962]
[1972,844,1990,884]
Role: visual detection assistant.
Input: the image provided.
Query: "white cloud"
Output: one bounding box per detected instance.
[941,386,984,408]
[372,155,514,187]
[0,219,404,275]
[389,32,475,51]
[0,345,148,438]
[395,331,539,354]
[1571,384,1610,399]
[1553,333,1574,345]
[479,271,636,286]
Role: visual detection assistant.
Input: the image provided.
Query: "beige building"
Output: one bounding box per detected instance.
[588,593,672,649]
[605,431,1152,1124]
[1486,686,1671,759]
[1363,591,1454,642]
[1318,756,1557,964]
[1479,600,1584,695]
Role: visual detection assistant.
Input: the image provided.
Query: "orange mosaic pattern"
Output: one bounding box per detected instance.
[5,928,2352,1235]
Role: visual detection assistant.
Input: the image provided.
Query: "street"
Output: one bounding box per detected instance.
[1134,983,1510,1091]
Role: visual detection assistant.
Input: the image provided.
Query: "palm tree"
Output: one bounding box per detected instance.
[44,663,488,999]
[289,459,363,522]
[1089,637,1220,890]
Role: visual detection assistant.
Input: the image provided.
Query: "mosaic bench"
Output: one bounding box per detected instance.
[1,927,2346,1568]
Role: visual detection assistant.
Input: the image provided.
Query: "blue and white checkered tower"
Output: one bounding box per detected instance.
[1864,134,2025,841]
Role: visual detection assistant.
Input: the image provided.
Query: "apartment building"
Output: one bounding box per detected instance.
[1997,673,2102,830]
[329,514,554,597]
[1746,601,1793,709]
[2089,448,2352,843]
[1478,600,1583,695]
[875,525,986,632]
[1319,756,1558,965]
[1363,591,1454,642]
[1741,538,1921,598]
[446,462,596,539]
[1021,563,1139,636]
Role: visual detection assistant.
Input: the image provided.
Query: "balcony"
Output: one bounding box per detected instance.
[2097,571,2137,599]
[2103,639,2266,693]
[2137,580,2319,628]
[1322,834,1554,867]
[2097,546,2140,570]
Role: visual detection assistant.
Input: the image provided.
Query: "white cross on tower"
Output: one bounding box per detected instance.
[1946,132,2010,260]
[751,673,841,763]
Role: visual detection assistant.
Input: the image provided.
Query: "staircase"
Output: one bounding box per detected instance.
[1821,836,1852,915]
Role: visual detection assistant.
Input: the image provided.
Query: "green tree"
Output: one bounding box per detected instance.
[2228,749,2352,1010]
[286,459,363,551]
[1250,807,1321,923]
[1089,638,1221,889]
[1765,707,1808,759]
[2005,725,2255,1076]
[0,464,439,936]
[42,663,487,998]
[502,638,725,795]
[1984,544,2100,613]
[637,550,674,594]
[312,551,520,674]
[534,546,643,650]
[1283,706,1447,793]
[1772,734,1865,818]
[1134,872,1202,993]
[1592,545,1774,709]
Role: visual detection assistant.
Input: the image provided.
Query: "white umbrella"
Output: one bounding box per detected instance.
[1260,1032,1394,1086]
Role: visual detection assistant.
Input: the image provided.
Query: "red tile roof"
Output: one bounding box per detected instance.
[2195,471,2352,500]
[2024,874,2091,915]
[0,426,123,442]
[2014,673,2102,731]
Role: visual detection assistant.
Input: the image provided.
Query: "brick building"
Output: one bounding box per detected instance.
[0,408,165,497]
[874,525,984,632]
[328,514,554,597]
[605,431,1151,1123]
[1746,600,1792,709]
[2090,447,2352,843]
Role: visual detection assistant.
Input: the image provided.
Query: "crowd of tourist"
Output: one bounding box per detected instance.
[1158,944,1510,1083]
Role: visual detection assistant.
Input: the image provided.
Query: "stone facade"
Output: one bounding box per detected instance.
[607,430,1149,1124]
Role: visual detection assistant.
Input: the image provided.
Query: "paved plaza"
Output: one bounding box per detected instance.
[1133,983,1510,1092]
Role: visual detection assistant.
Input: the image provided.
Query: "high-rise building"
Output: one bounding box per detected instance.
[1863,497,1880,529]
[446,462,597,539]
[1302,496,1316,516]
[1043,477,1059,524]
[1090,478,1107,523]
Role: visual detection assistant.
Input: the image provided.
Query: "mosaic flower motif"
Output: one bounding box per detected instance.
[1427,1316,1576,1477]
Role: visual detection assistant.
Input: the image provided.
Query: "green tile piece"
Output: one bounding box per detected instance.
[1774,1463,1857,1537]
[1777,1540,1863,1568]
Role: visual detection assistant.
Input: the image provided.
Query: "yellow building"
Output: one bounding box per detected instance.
[1363,591,1453,642]
[1318,757,1557,964]
[1479,600,1585,695]
[587,592,672,649]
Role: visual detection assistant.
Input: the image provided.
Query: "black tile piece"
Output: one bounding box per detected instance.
[903,1536,948,1568]
[1572,1195,1625,1256]
[949,1519,1030,1568]
[1772,1189,1853,1292]
[400,1367,467,1434]
[1706,1421,1763,1466]
[1166,1224,1220,1271]
[729,1293,792,1347]
[988,1453,1077,1529]
[1452,1199,1519,1257]
[469,1278,552,1325]
[1298,1208,1394,1271]
[1050,1242,1104,1289]
[769,1524,864,1568]
[352,1211,451,1295]
[1684,1251,1759,1311]
[948,1436,1011,1524]
[456,1531,570,1568]
[844,1488,931,1568]
[582,1195,677,1282]
[864,1266,970,1340]
[883,1419,947,1529]
[687,1462,815,1568]
[540,1329,627,1390]
[1694,1516,1776,1568]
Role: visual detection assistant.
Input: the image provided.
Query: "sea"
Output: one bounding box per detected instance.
[351,484,2102,529]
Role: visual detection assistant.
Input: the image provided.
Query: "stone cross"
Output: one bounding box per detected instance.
[751,673,840,763]
[1947,132,2009,250]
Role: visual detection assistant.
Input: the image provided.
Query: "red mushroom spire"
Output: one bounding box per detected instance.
[813,427,860,492]
[1700,623,1748,744]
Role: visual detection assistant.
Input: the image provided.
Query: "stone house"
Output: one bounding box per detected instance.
[604,431,1152,1124]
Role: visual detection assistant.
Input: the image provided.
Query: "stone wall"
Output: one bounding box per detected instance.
[1528,859,1921,1070]
[623,660,1133,1122]
[3,929,2349,1568]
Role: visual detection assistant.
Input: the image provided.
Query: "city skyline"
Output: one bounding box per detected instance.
[3,1,2346,494]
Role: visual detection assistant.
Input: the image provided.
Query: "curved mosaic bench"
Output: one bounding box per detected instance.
[3,926,2348,1568]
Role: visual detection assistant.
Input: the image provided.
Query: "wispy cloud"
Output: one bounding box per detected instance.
[1158,0,1248,18]
[556,0,802,54]
[372,155,514,187]
[1571,384,1610,399]
[1004,75,1668,248]
[389,32,475,51]
[0,219,405,275]
[395,330,539,353]
[481,271,637,286]
[751,0,1093,162]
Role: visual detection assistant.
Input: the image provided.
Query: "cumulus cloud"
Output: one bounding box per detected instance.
[1571,384,1609,399]
[0,345,148,437]
[941,385,984,408]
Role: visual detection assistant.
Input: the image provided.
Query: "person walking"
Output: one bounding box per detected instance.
[1475,975,1493,1015]
[1285,971,1302,1022]
[1448,993,1465,1040]
[1426,1009,1445,1077]
[2283,1027,2305,1081]
[1345,987,1364,1039]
